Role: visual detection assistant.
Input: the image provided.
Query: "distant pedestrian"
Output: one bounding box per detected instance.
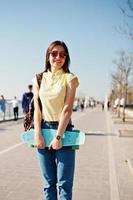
[0,95,6,120]
[22,85,33,115]
[102,102,104,111]
[107,101,110,111]
[84,99,89,108]
[114,98,120,108]
[90,100,94,108]
[80,101,84,111]
[12,96,19,120]
[120,98,125,107]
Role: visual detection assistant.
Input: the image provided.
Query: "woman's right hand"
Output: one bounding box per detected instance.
[34,134,45,149]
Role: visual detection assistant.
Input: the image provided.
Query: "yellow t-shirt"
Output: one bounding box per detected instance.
[33,69,79,121]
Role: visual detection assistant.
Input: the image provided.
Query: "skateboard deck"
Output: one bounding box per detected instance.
[21,129,85,147]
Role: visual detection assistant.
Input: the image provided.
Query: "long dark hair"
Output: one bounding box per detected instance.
[44,40,70,73]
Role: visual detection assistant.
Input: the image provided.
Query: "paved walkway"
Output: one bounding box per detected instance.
[73,108,133,200]
[0,107,133,200]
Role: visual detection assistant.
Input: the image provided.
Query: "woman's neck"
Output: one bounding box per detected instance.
[50,67,62,73]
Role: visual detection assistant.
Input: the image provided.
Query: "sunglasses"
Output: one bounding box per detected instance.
[49,51,67,59]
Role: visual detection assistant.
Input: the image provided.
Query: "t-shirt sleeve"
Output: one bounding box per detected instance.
[66,73,79,88]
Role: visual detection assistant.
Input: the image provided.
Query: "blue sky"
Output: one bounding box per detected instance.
[0,0,132,100]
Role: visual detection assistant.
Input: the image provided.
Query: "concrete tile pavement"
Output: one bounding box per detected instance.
[73,136,110,200]
[0,109,111,200]
[107,110,133,200]
[1,108,133,200]
[0,144,43,200]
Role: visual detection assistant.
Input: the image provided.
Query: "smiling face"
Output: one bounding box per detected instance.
[49,45,67,72]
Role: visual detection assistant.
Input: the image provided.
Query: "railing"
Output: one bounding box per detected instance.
[0,100,24,121]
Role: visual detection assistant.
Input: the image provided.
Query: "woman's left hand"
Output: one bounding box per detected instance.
[49,138,62,150]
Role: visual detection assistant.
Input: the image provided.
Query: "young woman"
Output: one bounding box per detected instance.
[33,40,79,200]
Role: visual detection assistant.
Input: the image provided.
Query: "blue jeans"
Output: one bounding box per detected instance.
[37,121,75,200]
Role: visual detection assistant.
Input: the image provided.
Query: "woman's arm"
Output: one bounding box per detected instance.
[33,82,45,149]
[49,78,78,150]
[57,78,78,136]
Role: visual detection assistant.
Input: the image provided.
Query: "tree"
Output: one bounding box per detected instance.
[118,0,133,40]
[111,51,133,121]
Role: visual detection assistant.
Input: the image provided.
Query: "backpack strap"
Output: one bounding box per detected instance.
[35,72,44,111]
[36,72,44,88]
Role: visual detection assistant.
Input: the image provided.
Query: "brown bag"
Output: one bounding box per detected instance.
[23,72,43,131]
